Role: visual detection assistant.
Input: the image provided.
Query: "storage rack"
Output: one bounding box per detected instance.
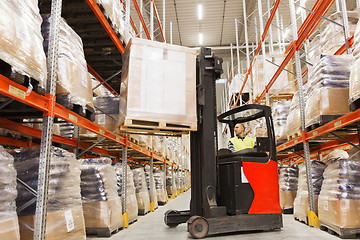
[0,0,190,238]
[223,0,360,228]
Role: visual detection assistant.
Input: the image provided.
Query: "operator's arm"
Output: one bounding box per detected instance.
[228,140,235,152]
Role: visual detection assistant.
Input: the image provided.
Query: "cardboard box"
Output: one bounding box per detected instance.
[18,205,86,240]
[136,191,150,213]
[82,198,123,229]
[293,192,319,223]
[0,216,20,240]
[319,198,360,228]
[280,190,297,209]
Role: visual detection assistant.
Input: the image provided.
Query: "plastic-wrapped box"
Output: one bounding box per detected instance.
[154,169,167,204]
[132,168,150,214]
[80,158,123,232]
[42,15,93,111]
[114,164,138,224]
[166,167,175,196]
[252,55,296,99]
[0,0,46,86]
[294,161,326,223]
[318,149,360,229]
[320,11,358,55]
[144,166,158,209]
[93,97,120,140]
[279,166,299,210]
[0,146,20,240]
[305,55,352,128]
[12,146,85,240]
[272,100,291,140]
[308,34,321,73]
[120,38,197,132]
[349,58,360,106]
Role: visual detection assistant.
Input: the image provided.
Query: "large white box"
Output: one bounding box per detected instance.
[119,38,197,132]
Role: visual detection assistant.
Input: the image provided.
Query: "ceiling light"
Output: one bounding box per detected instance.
[198,4,203,20]
[199,33,203,45]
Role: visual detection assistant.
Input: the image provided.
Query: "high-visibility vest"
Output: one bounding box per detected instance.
[229,136,255,151]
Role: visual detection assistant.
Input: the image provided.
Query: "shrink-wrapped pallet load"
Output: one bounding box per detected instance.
[305,55,352,129]
[144,166,158,210]
[114,164,138,224]
[279,166,299,213]
[93,96,120,140]
[272,100,291,141]
[166,167,175,196]
[132,168,151,215]
[294,161,326,223]
[12,146,86,240]
[349,20,360,109]
[119,38,197,132]
[319,11,358,55]
[154,169,167,205]
[80,158,123,235]
[308,34,321,73]
[286,88,308,140]
[42,15,93,114]
[0,146,20,240]
[0,0,46,86]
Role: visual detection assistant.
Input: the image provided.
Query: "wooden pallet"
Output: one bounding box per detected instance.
[282,208,294,214]
[294,216,308,225]
[86,225,121,237]
[138,209,150,216]
[287,132,301,141]
[320,222,360,239]
[158,201,167,206]
[120,119,197,134]
[305,114,344,132]
[270,92,294,101]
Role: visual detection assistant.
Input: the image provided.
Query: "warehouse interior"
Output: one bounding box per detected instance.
[0,0,360,239]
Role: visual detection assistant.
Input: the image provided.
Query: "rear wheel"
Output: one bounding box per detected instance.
[187,216,209,239]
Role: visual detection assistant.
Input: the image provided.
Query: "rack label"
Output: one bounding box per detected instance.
[64,210,74,232]
[334,120,341,127]
[69,114,77,122]
[9,85,25,99]
[99,129,105,135]
[116,136,120,142]
[313,131,318,136]
[294,140,298,144]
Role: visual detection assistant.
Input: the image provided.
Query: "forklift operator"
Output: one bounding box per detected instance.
[228,123,255,152]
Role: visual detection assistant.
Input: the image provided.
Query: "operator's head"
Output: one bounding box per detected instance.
[234,123,245,138]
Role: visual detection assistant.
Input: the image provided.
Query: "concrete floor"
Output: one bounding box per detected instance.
[91,190,339,240]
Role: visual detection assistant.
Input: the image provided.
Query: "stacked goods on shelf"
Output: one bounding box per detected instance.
[349,20,360,110]
[132,168,150,215]
[319,11,358,55]
[0,0,46,87]
[114,164,138,224]
[42,16,94,116]
[252,55,295,99]
[144,166,158,210]
[0,146,20,240]
[119,38,197,132]
[305,55,352,130]
[272,100,291,141]
[166,167,175,196]
[279,166,299,213]
[308,34,321,73]
[80,158,123,235]
[317,149,360,232]
[286,89,307,140]
[12,146,86,240]
[293,160,326,223]
[229,74,249,94]
[93,96,120,140]
[154,169,167,205]
[254,117,268,138]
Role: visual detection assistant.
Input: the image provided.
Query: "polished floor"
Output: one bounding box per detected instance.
[92,190,339,240]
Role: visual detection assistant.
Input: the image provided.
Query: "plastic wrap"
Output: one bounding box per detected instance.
[353,19,360,60]
[0,146,20,240]
[272,100,291,140]
[12,146,85,240]
[319,152,360,228]
[305,55,352,128]
[349,57,360,104]
[252,54,296,98]
[80,158,123,230]
[120,38,197,131]
[286,90,307,140]
[144,166,158,209]
[293,161,326,222]
[308,34,321,73]
[320,11,358,55]
[114,164,138,223]
[0,0,46,86]
[132,168,150,214]
[42,15,93,109]
[94,97,120,139]
[166,167,175,196]
[154,169,167,203]
[279,166,299,209]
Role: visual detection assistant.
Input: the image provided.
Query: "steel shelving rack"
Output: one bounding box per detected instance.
[224,0,360,228]
[0,0,189,238]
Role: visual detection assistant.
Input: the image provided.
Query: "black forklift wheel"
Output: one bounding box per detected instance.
[164,210,179,228]
[187,216,209,239]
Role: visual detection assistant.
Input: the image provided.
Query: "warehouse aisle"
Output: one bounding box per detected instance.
[91,190,338,240]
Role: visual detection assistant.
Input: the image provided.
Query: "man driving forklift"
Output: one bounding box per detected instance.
[228,123,255,151]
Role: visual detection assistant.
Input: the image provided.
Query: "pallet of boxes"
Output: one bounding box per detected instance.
[154,168,167,205]
[145,166,158,211]
[132,168,151,215]
[13,146,86,240]
[279,166,299,214]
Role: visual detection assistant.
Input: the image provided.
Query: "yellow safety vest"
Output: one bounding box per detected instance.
[230,136,255,151]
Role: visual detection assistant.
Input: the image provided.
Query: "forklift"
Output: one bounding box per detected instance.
[164,47,283,238]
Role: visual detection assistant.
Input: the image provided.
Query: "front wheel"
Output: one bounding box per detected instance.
[187,216,209,239]
[164,210,179,228]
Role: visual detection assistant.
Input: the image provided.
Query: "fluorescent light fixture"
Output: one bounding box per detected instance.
[198,4,203,20]
[199,33,203,45]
